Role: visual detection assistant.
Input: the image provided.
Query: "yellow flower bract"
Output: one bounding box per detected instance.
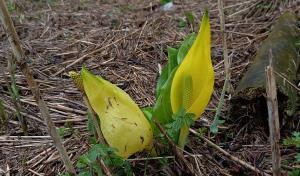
[81,67,153,158]
[170,11,214,148]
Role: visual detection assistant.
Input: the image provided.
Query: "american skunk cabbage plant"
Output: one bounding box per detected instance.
[71,10,213,159]
[152,10,214,148]
[80,67,153,158]
[170,11,214,148]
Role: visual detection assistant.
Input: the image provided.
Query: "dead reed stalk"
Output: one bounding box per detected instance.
[265,50,281,176]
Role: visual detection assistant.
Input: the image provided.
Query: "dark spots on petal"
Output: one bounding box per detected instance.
[111,124,115,128]
[121,118,127,121]
[113,96,119,105]
[108,97,113,106]
[134,123,138,126]
[140,136,144,144]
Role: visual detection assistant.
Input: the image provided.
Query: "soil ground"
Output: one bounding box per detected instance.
[0,0,299,175]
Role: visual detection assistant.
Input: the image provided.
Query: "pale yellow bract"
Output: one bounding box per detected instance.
[81,67,153,158]
[170,11,214,148]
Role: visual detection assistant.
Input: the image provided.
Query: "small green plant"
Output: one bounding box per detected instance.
[86,111,98,144]
[284,132,300,175]
[76,144,132,176]
[57,123,76,138]
[178,11,196,29]
[288,169,300,176]
[165,107,195,143]
[6,0,15,12]
[57,127,66,137]
[178,18,187,28]
[6,62,28,135]
[256,2,272,9]
[160,0,172,5]
[197,127,208,137]
[185,11,195,26]
[283,132,300,147]
[0,100,8,131]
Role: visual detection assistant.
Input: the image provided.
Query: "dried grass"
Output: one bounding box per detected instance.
[0,0,299,175]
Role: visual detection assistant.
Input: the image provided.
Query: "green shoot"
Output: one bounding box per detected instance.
[288,170,300,176]
[160,0,172,5]
[6,0,15,12]
[283,132,300,147]
[178,18,187,28]
[86,111,98,144]
[76,144,132,176]
[284,132,300,175]
[165,107,195,143]
[185,11,195,29]
[6,61,28,135]
[0,99,8,132]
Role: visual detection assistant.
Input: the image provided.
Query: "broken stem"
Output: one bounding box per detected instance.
[265,50,281,176]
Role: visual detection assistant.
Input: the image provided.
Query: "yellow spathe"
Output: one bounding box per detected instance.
[170,11,214,147]
[81,67,153,158]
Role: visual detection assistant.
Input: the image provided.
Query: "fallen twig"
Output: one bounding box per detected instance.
[98,159,113,176]
[153,118,195,175]
[190,128,270,176]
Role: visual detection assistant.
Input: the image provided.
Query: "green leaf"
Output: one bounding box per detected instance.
[142,107,153,121]
[210,119,225,134]
[76,144,132,175]
[160,0,172,5]
[87,112,95,134]
[288,169,300,176]
[86,112,98,144]
[283,131,300,148]
[167,47,179,75]
[11,84,19,97]
[91,163,104,176]
[153,68,177,129]
[197,127,207,137]
[295,153,300,163]
[78,171,92,176]
[155,63,170,98]
[165,107,195,143]
[177,33,196,64]
[155,47,178,98]
[185,11,195,26]
[77,154,92,167]
[57,127,66,137]
[178,19,187,28]
[92,144,117,157]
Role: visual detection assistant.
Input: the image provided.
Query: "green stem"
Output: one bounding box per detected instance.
[178,74,193,148]
[210,73,230,134]
[178,124,189,148]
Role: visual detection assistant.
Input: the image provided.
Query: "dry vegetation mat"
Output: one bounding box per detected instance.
[0,0,299,175]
